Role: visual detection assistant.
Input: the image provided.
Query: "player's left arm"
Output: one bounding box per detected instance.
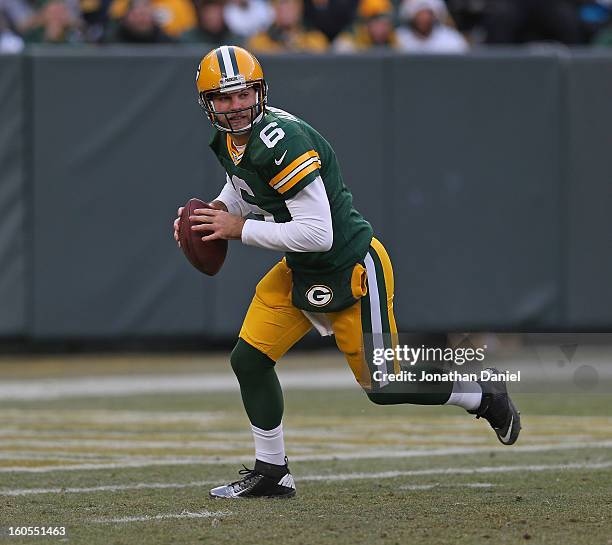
[187,176,332,248]
[235,130,332,252]
[191,131,332,249]
[241,176,332,252]
[177,177,243,243]
[189,206,245,241]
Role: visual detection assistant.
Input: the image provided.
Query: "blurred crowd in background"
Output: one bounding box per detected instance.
[1,0,612,53]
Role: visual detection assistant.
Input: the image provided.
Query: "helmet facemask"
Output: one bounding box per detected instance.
[199,79,268,135]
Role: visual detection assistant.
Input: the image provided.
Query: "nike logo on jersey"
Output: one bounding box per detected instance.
[275,150,288,165]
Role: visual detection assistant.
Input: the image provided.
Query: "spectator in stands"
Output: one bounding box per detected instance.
[396,0,469,52]
[224,0,273,38]
[109,0,196,37]
[181,0,237,44]
[247,0,328,52]
[443,0,485,41]
[333,0,399,51]
[594,21,612,44]
[581,0,611,42]
[302,0,359,42]
[0,7,24,51]
[483,0,584,44]
[22,0,83,43]
[0,0,35,33]
[112,0,175,41]
[79,0,113,42]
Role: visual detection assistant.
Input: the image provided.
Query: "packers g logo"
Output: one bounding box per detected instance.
[306,285,333,307]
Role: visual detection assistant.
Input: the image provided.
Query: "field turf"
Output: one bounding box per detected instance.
[0,353,611,545]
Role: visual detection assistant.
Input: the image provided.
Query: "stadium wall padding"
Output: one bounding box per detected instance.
[387,53,563,330]
[565,53,612,328]
[0,48,610,339]
[29,49,216,337]
[0,54,27,336]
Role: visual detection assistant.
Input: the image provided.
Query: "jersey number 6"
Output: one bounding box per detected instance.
[259,122,286,149]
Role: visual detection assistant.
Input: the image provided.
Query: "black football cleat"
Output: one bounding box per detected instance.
[469,367,522,445]
[209,459,296,499]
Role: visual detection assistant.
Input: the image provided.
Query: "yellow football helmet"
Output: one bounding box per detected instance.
[195,45,268,134]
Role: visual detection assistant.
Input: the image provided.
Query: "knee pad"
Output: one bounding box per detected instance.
[230,338,275,380]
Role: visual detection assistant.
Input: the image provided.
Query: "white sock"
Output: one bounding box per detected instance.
[251,423,286,466]
[445,380,483,411]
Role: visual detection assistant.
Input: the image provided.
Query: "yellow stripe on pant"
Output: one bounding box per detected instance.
[239,238,398,392]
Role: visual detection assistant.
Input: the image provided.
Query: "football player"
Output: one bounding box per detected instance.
[173,45,521,499]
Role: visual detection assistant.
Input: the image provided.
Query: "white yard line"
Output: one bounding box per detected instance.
[2,410,610,429]
[0,452,115,461]
[399,484,438,490]
[92,510,231,524]
[399,482,496,491]
[1,481,216,497]
[1,440,611,474]
[2,461,610,498]
[0,435,498,451]
[0,438,255,450]
[301,461,612,481]
[0,410,223,424]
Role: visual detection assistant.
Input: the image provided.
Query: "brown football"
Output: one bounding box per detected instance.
[179,198,227,276]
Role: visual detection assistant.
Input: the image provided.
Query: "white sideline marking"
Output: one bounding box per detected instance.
[92,510,231,524]
[2,359,612,401]
[1,461,610,497]
[2,440,612,473]
[0,370,355,400]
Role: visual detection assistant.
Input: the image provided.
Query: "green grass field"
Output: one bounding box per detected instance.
[0,353,611,545]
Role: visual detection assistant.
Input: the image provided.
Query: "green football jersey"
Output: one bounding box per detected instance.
[209,106,373,274]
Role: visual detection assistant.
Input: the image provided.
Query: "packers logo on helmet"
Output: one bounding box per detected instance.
[195,45,268,135]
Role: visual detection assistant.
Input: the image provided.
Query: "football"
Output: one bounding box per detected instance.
[179,198,227,276]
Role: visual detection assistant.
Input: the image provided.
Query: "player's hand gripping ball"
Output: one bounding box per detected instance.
[178,198,227,276]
